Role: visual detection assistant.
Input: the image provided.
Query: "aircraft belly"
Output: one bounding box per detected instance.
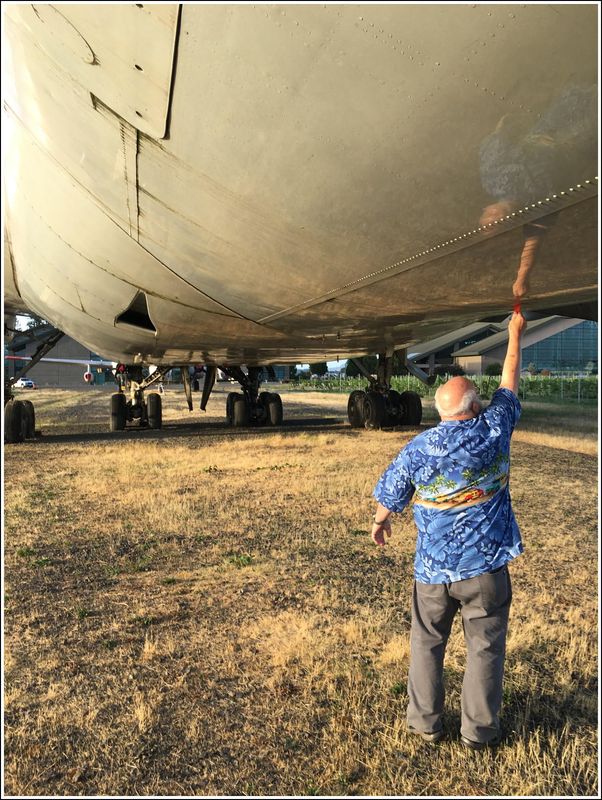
[3,3,179,139]
[2,4,598,365]
[156,4,597,320]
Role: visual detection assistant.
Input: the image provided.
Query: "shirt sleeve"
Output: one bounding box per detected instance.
[483,387,522,437]
[373,446,415,513]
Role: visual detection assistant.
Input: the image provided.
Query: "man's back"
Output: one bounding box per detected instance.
[374,388,523,583]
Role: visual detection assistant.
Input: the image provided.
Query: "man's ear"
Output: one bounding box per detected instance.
[472,400,482,415]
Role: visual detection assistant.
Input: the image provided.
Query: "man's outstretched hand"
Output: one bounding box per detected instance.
[371,519,392,547]
[508,309,527,339]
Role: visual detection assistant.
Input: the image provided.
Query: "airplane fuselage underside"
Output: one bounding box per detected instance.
[3,4,598,366]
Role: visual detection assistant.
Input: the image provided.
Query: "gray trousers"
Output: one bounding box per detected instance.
[407,565,512,743]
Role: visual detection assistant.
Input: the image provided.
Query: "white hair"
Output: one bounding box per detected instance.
[434,386,479,417]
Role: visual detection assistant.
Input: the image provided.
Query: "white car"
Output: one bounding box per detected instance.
[14,378,38,389]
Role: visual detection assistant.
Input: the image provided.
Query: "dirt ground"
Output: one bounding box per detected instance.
[3,386,598,796]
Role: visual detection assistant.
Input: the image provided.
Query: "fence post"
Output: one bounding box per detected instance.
[578,376,581,404]
[560,375,563,401]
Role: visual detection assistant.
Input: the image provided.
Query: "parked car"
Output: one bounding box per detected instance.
[14,378,38,389]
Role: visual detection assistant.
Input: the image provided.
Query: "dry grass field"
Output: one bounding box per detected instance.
[3,386,598,797]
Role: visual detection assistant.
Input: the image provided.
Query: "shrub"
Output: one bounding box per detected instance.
[485,363,503,376]
[433,364,465,377]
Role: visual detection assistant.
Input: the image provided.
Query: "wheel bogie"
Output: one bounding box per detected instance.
[346,387,421,430]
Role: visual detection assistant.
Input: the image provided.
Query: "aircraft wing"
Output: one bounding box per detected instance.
[2,4,598,366]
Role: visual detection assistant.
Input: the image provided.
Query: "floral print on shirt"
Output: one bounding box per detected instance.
[373,388,524,584]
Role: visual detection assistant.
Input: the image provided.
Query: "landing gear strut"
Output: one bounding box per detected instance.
[347,351,428,430]
[110,364,169,432]
[219,366,283,428]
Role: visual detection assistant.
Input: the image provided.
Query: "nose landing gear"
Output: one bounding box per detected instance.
[110,364,169,432]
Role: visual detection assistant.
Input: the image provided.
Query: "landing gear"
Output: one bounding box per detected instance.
[220,367,284,427]
[346,352,426,430]
[4,327,65,444]
[3,397,37,443]
[109,365,168,432]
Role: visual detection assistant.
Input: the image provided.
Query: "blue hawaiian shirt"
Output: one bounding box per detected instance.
[373,388,523,584]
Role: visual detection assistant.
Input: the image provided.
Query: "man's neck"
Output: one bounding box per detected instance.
[440,413,476,422]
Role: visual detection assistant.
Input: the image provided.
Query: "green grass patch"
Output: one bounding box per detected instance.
[226,553,253,569]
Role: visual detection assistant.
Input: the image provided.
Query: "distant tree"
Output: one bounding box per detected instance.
[289,364,298,379]
[345,355,378,378]
[485,362,503,376]
[434,364,465,377]
[309,362,328,377]
[527,362,538,375]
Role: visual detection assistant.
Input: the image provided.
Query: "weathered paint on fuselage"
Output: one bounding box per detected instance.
[3,4,598,365]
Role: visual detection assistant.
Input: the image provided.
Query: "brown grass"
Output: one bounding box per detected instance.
[3,386,598,796]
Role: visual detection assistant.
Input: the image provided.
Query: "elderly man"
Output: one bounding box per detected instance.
[372,311,527,750]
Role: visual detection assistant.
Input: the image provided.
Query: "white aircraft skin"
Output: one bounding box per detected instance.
[2,4,598,368]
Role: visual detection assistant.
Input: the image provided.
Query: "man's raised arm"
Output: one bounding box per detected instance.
[499,311,527,396]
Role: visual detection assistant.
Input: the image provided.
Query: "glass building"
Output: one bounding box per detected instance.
[521,320,598,373]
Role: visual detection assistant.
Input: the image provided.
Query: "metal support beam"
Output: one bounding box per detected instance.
[348,357,375,383]
[9,329,65,385]
[376,352,393,389]
[405,360,436,386]
[200,366,217,411]
[182,366,193,411]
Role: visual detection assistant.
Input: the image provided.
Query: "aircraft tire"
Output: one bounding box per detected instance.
[400,391,422,426]
[147,392,162,429]
[364,391,386,430]
[22,400,36,438]
[4,400,25,444]
[386,390,402,427]
[232,396,250,427]
[226,391,243,424]
[347,390,366,427]
[266,393,283,426]
[110,392,127,431]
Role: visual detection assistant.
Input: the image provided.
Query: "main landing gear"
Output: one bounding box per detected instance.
[4,397,36,444]
[218,366,284,428]
[110,364,170,432]
[346,351,432,430]
[4,328,65,444]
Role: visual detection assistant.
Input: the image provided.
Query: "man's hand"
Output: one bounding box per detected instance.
[508,310,527,339]
[371,519,392,547]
